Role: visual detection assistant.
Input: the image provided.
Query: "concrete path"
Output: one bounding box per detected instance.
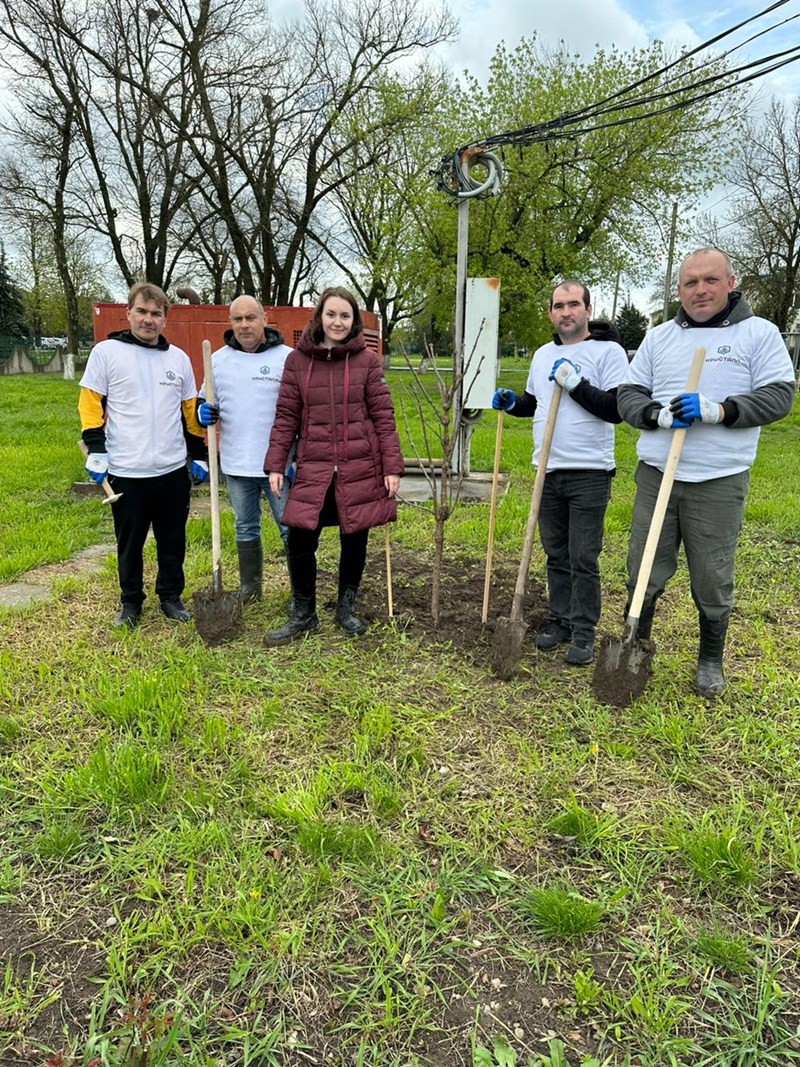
[0,544,116,611]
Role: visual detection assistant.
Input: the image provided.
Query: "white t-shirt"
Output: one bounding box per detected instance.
[624,318,795,481]
[80,336,197,477]
[201,343,293,477]
[524,337,629,472]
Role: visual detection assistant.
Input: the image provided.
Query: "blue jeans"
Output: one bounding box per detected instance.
[538,468,613,643]
[225,474,290,546]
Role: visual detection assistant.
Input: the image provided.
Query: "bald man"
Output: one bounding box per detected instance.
[618,247,795,697]
[197,296,294,602]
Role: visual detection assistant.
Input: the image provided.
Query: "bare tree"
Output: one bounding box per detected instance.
[714,99,800,331]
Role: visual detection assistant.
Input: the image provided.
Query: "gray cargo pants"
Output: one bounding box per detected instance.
[626,461,749,624]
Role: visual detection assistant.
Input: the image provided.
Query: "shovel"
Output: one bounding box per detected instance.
[593,346,706,706]
[481,410,504,625]
[193,340,243,646]
[492,384,562,679]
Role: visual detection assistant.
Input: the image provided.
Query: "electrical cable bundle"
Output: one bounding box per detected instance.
[437,0,800,198]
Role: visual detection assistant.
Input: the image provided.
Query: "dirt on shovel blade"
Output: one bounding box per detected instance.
[593,634,654,706]
[193,588,243,646]
[491,614,529,680]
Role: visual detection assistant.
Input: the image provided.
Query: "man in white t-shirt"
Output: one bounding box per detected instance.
[493,281,629,665]
[618,247,796,697]
[79,283,208,629]
[196,295,293,603]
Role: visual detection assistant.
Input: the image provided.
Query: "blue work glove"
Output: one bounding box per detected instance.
[85,452,108,484]
[669,392,723,425]
[191,460,209,483]
[492,388,516,411]
[285,461,297,486]
[197,401,220,427]
[549,357,581,393]
[656,407,691,430]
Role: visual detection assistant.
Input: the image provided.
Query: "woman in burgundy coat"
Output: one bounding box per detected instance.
[264,287,403,644]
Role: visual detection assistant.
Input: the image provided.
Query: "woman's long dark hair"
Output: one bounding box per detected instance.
[308,286,364,345]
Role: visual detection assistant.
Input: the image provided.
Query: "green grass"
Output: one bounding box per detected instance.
[1,374,800,1065]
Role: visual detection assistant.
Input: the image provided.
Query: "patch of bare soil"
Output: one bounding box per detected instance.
[348,543,550,650]
[0,900,105,1065]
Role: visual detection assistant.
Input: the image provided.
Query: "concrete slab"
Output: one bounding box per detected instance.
[0,583,51,608]
[397,471,509,503]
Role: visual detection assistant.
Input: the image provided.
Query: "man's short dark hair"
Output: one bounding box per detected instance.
[550,280,590,309]
[127,282,170,313]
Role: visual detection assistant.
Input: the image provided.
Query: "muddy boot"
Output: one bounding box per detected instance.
[237,539,263,604]
[636,601,656,640]
[696,615,728,698]
[265,595,318,646]
[335,586,367,636]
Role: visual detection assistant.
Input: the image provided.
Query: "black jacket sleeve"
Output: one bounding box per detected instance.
[569,380,623,423]
[506,390,538,418]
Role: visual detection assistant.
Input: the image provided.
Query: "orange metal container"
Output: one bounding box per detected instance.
[92,303,382,386]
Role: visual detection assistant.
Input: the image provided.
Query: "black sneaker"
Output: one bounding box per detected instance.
[535,621,571,651]
[114,603,141,629]
[160,597,190,623]
[566,641,594,666]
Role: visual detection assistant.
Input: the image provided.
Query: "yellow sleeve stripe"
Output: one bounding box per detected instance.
[78,388,105,430]
[182,397,205,438]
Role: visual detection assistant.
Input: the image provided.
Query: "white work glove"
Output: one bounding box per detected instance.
[85,453,109,484]
[549,358,582,393]
[656,407,691,430]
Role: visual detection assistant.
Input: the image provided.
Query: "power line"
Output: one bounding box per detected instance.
[437,0,800,199]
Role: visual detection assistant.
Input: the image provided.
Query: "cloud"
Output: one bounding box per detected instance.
[441,0,650,81]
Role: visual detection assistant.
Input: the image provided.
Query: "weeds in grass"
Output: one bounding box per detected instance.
[3,379,800,1064]
[694,945,800,1065]
[519,883,605,940]
[547,793,620,850]
[693,926,751,975]
[674,819,757,890]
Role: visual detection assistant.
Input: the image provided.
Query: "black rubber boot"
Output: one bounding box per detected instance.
[535,621,571,650]
[696,615,728,697]
[636,601,656,640]
[624,598,657,640]
[265,596,318,646]
[237,540,263,604]
[335,586,367,636]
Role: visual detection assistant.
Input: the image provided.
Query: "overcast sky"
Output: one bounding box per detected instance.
[433,0,799,313]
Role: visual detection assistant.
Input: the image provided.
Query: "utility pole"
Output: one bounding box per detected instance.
[611,269,621,320]
[662,202,678,323]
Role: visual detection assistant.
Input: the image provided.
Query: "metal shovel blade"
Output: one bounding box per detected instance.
[192,587,243,647]
[491,613,529,680]
[593,624,654,707]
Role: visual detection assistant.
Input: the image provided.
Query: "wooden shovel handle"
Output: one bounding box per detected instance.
[482,410,504,623]
[202,341,223,594]
[509,384,562,623]
[384,524,393,618]
[627,346,706,624]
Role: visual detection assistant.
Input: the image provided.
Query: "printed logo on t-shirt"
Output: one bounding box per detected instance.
[718,346,731,354]
[159,370,181,387]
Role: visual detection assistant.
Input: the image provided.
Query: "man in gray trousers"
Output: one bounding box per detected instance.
[617,247,795,697]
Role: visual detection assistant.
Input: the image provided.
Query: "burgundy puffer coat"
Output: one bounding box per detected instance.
[264,330,404,533]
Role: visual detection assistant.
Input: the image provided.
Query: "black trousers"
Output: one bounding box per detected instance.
[108,466,191,607]
[538,468,612,643]
[287,485,369,602]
